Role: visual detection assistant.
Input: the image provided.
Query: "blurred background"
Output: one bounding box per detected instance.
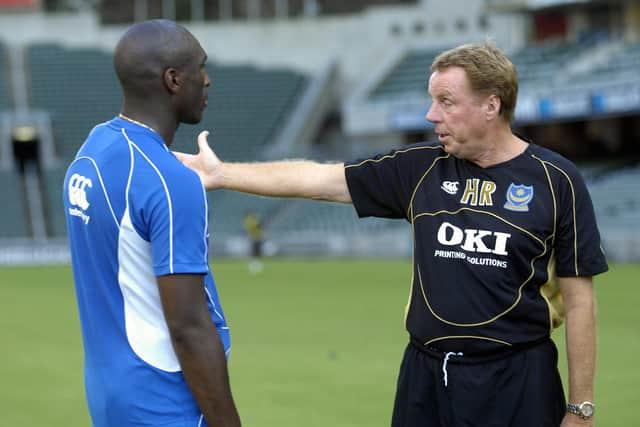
[0,0,638,262]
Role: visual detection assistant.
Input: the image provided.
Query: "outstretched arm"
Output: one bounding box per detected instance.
[175,131,352,203]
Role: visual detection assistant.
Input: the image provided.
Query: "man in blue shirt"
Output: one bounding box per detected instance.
[64,20,241,427]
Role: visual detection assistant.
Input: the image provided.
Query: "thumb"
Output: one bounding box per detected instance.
[197,130,212,154]
[197,130,221,164]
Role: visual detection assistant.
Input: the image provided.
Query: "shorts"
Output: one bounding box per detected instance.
[391,339,565,427]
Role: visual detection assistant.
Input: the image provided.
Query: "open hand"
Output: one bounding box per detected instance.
[174,131,223,190]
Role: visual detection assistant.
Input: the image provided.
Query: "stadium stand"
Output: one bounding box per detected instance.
[367,36,607,103]
[588,164,640,230]
[0,1,639,263]
[0,168,29,238]
[170,64,308,241]
[267,198,398,234]
[172,65,307,160]
[41,165,68,238]
[27,44,308,238]
[0,43,30,239]
[28,45,306,162]
[510,36,604,88]
[28,44,122,161]
[208,190,286,237]
[584,163,640,262]
[368,47,443,102]
[0,41,9,110]
[28,45,307,162]
[27,44,121,238]
[574,40,640,86]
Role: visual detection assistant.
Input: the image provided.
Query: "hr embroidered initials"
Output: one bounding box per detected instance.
[460,178,496,206]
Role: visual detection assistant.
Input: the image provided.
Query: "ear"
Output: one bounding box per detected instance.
[163,67,181,94]
[485,94,501,121]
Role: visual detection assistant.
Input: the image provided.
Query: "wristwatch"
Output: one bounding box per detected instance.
[567,401,595,420]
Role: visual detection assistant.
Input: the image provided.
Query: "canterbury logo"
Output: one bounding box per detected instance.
[68,173,92,210]
[441,181,459,195]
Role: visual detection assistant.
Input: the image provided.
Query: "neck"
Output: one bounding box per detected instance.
[119,113,157,134]
[120,103,178,147]
[470,127,528,168]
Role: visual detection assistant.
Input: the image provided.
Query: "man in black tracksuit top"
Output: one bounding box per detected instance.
[345,140,607,426]
[176,42,608,427]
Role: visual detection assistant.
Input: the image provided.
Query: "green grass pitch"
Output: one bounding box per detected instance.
[1,260,638,426]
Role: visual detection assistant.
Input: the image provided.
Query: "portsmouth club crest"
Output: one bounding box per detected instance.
[504,183,534,212]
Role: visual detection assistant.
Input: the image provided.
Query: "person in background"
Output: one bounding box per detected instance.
[243,211,265,274]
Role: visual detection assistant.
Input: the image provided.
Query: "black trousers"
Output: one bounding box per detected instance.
[392,339,566,427]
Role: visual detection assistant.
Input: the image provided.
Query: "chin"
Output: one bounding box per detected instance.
[442,143,464,159]
[183,114,203,125]
[442,142,455,154]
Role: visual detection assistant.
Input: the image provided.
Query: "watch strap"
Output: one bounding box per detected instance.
[567,401,595,420]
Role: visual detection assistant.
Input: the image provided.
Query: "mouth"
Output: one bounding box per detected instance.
[436,132,450,141]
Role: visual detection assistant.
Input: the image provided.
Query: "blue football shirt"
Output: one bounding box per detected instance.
[64,116,228,427]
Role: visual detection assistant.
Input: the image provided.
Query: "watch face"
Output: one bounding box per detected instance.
[580,403,595,417]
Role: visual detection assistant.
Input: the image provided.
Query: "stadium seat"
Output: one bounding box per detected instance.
[267,198,399,234]
[367,38,607,103]
[207,190,287,237]
[510,36,605,88]
[27,45,307,163]
[27,44,308,239]
[0,41,9,110]
[573,41,640,86]
[172,65,307,161]
[0,168,29,238]
[369,48,444,102]
[28,44,122,161]
[41,166,68,238]
[587,165,640,231]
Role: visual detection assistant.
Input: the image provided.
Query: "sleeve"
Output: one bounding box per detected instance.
[553,162,608,277]
[146,165,210,277]
[344,144,436,220]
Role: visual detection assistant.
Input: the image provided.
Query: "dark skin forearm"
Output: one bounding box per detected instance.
[171,317,239,426]
[158,274,241,427]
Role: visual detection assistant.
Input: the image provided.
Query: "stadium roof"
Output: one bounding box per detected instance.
[487,0,596,12]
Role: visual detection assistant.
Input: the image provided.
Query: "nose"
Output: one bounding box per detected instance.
[204,72,211,88]
[426,101,440,123]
